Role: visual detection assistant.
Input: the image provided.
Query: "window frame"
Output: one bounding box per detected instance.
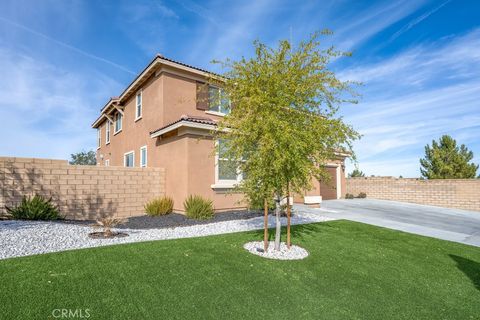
[135,90,142,121]
[140,145,147,168]
[207,85,230,115]
[114,112,123,134]
[213,140,242,188]
[97,128,101,149]
[105,120,111,144]
[124,151,135,167]
[104,159,110,167]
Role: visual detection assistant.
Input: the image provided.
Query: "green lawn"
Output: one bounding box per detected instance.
[1,221,479,320]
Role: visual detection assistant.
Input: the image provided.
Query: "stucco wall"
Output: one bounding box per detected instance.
[0,157,165,220]
[346,177,480,212]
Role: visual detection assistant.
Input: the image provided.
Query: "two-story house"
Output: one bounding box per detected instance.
[92,55,347,212]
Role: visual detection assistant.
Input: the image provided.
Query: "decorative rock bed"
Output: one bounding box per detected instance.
[243,241,309,260]
[0,207,334,260]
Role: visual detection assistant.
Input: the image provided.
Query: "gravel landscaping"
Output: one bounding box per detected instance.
[0,207,334,259]
[243,241,309,260]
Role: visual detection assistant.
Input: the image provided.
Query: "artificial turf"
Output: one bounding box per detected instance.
[0,220,479,319]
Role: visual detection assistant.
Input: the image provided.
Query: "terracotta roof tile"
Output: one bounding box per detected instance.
[150,115,217,136]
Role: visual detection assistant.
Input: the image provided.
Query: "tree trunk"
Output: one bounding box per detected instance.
[287,187,291,249]
[263,198,269,251]
[274,194,282,251]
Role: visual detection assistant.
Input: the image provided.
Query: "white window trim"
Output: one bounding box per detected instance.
[105,121,111,144]
[114,112,123,135]
[140,145,147,168]
[205,110,226,117]
[207,85,230,116]
[124,151,135,167]
[104,159,110,167]
[97,128,101,149]
[135,90,142,121]
[212,140,242,189]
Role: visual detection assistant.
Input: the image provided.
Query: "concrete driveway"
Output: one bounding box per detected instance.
[301,199,480,247]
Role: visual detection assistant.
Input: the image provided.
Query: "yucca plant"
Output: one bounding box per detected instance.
[95,217,122,237]
[5,195,62,220]
[144,196,174,216]
[183,195,214,220]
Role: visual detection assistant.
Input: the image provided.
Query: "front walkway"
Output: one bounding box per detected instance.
[304,199,480,247]
[0,209,334,260]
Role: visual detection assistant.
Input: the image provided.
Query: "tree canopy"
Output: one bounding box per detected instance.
[211,31,360,249]
[420,135,478,179]
[69,150,97,165]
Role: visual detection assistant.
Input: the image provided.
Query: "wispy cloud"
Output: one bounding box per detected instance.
[341,29,480,177]
[335,0,427,50]
[390,0,451,41]
[0,16,135,74]
[0,48,122,158]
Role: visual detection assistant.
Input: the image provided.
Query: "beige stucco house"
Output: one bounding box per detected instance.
[92,55,347,212]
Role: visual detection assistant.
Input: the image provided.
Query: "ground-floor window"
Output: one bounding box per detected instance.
[124,151,134,167]
[140,146,147,168]
[105,159,110,167]
[216,139,242,184]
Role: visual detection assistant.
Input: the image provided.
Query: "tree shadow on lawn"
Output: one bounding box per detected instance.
[249,221,338,243]
[450,255,480,291]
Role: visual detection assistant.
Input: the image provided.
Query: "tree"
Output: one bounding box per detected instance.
[69,150,97,165]
[348,168,365,177]
[420,135,478,179]
[212,31,359,250]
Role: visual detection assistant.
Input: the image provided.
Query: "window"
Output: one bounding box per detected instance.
[135,91,142,120]
[216,139,241,183]
[140,146,147,168]
[106,121,111,144]
[208,86,230,114]
[124,151,134,167]
[114,112,123,133]
[105,159,110,167]
[97,128,101,148]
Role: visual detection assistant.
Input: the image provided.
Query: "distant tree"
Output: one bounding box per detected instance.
[420,135,478,179]
[348,168,365,178]
[69,150,96,165]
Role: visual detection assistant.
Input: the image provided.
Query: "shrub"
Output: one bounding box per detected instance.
[95,217,122,237]
[5,195,62,220]
[357,192,367,198]
[345,193,355,199]
[144,196,174,216]
[183,195,214,220]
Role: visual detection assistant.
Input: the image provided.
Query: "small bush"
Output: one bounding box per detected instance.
[357,192,367,199]
[5,195,62,220]
[145,196,174,216]
[184,195,214,220]
[345,193,355,199]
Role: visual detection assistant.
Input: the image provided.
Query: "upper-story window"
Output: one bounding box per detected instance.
[135,91,142,120]
[97,128,101,148]
[105,121,111,144]
[114,112,123,133]
[208,86,230,115]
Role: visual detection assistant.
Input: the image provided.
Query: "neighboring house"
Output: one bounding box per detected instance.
[92,55,347,212]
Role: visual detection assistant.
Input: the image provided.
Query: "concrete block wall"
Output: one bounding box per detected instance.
[346,177,480,212]
[0,157,165,220]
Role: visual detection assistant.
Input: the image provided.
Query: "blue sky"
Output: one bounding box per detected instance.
[0,0,478,177]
